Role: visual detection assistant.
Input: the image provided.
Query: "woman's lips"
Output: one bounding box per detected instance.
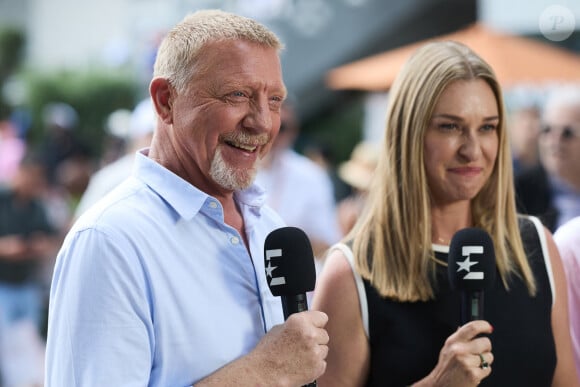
[448,167,483,176]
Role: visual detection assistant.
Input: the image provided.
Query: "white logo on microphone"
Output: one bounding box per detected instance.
[456,246,484,280]
[265,248,286,286]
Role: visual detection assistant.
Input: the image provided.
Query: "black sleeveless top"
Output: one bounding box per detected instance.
[362,217,556,386]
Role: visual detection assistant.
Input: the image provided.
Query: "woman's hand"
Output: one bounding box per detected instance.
[416,320,494,387]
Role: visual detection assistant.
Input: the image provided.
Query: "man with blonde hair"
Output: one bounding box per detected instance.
[516,84,580,231]
[46,10,328,386]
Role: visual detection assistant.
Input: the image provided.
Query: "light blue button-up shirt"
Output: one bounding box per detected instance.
[45,150,286,386]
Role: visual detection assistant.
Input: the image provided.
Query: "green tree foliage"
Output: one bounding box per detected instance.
[21,70,138,158]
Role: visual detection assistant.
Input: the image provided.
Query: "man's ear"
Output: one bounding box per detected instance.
[150,77,174,124]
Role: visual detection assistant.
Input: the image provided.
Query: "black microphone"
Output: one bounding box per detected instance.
[448,228,496,325]
[264,226,317,387]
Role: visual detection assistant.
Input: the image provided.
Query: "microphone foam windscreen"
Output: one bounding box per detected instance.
[448,228,496,291]
[264,226,316,297]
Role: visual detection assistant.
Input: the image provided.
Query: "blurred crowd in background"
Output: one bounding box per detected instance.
[0,1,579,386]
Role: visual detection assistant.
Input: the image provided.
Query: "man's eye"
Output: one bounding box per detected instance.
[269,96,284,110]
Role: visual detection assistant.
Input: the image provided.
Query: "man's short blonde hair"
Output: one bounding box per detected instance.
[153,9,283,92]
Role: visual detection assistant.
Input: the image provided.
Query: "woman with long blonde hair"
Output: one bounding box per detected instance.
[313,41,578,387]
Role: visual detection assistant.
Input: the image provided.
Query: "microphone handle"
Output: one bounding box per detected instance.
[281,294,316,387]
[281,293,309,319]
[460,290,484,325]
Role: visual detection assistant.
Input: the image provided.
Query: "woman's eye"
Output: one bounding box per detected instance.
[439,123,459,131]
[481,124,497,132]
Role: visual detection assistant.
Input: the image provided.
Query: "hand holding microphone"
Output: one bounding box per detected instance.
[421,228,496,387]
[263,227,329,387]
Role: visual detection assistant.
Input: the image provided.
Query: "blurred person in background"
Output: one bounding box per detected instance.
[303,141,353,204]
[36,102,93,231]
[313,41,577,387]
[0,151,61,386]
[45,10,328,386]
[505,86,542,177]
[335,141,379,236]
[97,107,133,168]
[74,98,155,219]
[515,85,580,232]
[554,215,580,381]
[0,119,26,185]
[38,102,86,185]
[256,101,341,263]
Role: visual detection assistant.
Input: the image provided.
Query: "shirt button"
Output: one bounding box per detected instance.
[209,201,218,209]
[230,236,240,245]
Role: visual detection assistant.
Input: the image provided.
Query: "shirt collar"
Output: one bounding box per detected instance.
[133,149,268,220]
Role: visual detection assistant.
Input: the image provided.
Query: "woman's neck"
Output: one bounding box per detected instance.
[431,202,472,244]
